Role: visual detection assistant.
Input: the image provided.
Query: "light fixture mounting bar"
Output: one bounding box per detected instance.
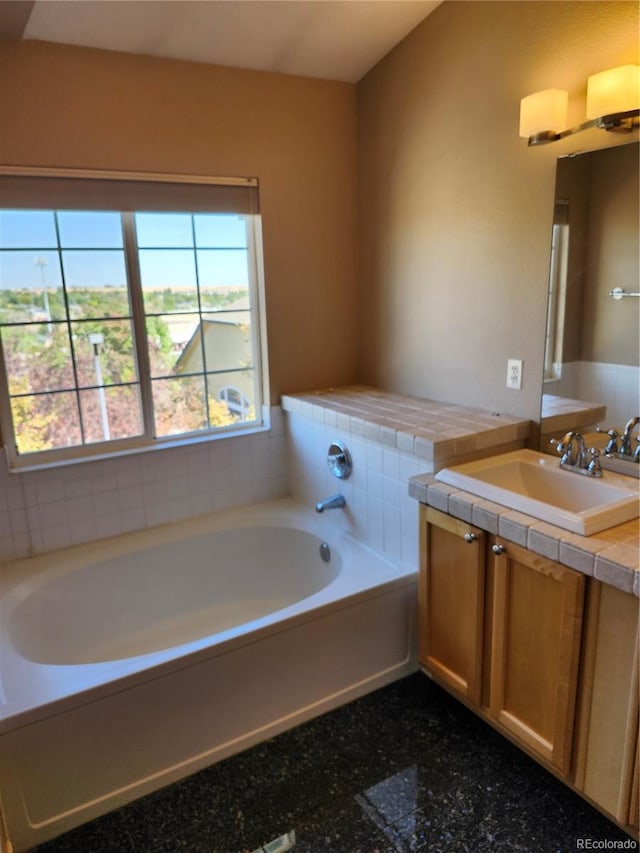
[527,109,640,146]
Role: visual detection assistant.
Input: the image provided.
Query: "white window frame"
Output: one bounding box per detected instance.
[0,167,270,471]
[543,206,569,383]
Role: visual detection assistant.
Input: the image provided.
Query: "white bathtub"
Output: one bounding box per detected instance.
[0,499,417,852]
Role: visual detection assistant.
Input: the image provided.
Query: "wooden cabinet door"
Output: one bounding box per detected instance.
[488,538,585,775]
[419,506,486,705]
[574,581,639,829]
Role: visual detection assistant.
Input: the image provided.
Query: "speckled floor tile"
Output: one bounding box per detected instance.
[30,674,633,853]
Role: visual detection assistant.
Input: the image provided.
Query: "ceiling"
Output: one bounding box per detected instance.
[0,0,442,83]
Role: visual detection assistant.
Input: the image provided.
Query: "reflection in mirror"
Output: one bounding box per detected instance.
[540,142,639,472]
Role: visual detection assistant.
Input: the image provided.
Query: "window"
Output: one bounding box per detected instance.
[0,170,266,469]
[543,201,569,382]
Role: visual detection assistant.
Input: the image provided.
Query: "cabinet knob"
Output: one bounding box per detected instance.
[464,532,477,543]
[492,543,506,555]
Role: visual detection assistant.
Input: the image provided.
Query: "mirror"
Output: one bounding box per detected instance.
[539,141,639,466]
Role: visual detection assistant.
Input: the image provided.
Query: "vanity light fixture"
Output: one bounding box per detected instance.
[519,64,640,146]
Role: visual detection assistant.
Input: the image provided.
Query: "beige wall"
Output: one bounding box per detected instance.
[357,1,639,422]
[0,40,359,403]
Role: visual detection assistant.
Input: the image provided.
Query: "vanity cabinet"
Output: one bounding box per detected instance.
[419,505,639,836]
[419,508,584,775]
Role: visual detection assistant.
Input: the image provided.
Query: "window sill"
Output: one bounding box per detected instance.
[5,413,272,475]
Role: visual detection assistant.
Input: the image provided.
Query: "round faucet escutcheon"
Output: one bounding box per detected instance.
[327,442,352,480]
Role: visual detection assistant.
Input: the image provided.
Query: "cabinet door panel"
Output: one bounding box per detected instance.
[575,581,639,826]
[488,540,584,775]
[419,507,485,704]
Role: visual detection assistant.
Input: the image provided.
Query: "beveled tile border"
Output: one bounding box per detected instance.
[471,500,502,535]
[449,491,475,525]
[595,544,639,594]
[425,482,454,514]
[498,511,533,548]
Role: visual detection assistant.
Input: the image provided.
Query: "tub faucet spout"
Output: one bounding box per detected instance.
[316,494,346,513]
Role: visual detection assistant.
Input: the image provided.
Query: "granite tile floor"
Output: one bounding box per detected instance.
[31,673,634,853]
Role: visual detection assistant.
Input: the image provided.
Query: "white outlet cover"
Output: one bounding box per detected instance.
[506,358,523,390]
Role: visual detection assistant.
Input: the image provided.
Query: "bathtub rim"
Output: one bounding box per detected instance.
[0,498,416,735]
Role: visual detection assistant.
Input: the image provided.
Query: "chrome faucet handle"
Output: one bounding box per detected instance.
[596,427,619,455]
[550,436,573,465]
[633,437,640,462]
[586,447,602,476]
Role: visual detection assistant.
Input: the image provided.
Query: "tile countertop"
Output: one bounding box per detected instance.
[281,386,532,468]
[409,474,640,598]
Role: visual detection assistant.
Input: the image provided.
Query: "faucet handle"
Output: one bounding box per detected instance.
[596,427,619,455]
[586,447,602,476]
[550,435,575,466]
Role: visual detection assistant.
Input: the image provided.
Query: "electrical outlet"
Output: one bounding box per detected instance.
[506,358,523,390]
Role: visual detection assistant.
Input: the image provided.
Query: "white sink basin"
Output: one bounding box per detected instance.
[435,449,640,535]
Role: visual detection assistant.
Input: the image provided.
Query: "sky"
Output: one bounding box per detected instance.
[0,210,251,292]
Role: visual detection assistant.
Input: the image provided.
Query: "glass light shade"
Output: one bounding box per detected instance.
[519,89,568,137]
[586,65,640,118]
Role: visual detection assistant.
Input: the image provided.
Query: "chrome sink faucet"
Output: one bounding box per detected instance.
[315,494,346,513]
[550,431,602,477]
[596,417,640,466]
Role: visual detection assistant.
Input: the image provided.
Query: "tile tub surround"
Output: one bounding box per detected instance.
[282,387,531,569]
[1,390,529,566]
[28,674,629,853]
[410,475,640,597]
[0,408,289,564]
[282,387,531,469]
